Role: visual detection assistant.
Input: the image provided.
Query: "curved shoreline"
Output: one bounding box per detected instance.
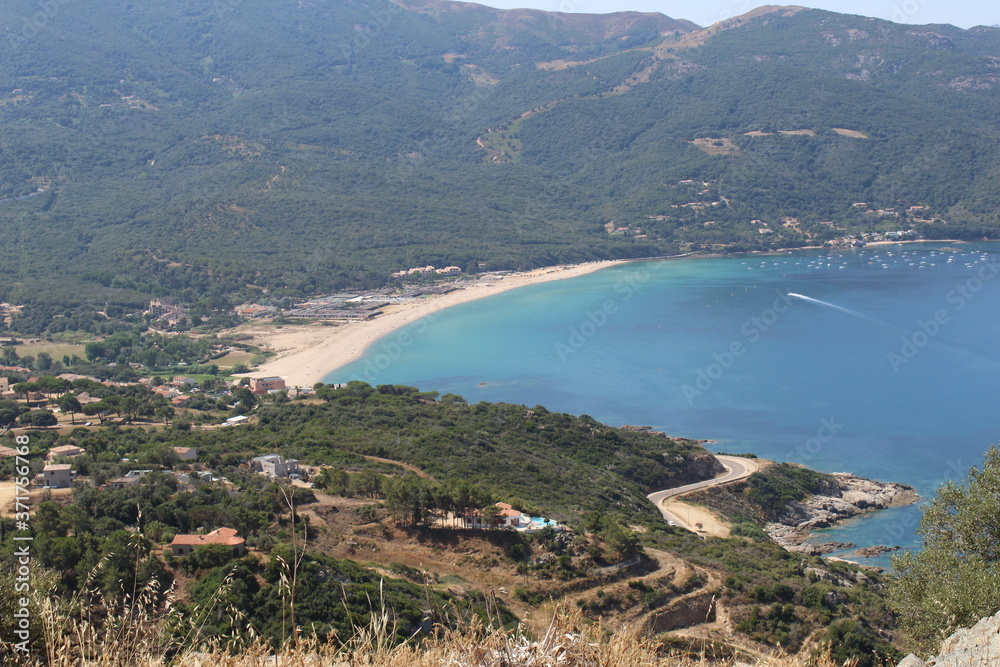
[241,260,625,388]
[239,239,976,388]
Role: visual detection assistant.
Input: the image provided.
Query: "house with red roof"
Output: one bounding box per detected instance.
[169,527,246,557]
[47,444,85,461]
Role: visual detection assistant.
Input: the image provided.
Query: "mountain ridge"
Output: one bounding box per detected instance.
[2,0,1000,311]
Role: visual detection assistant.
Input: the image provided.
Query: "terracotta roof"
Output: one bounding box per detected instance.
[49,445,83,454]
[170,527,244,547]
[493,502,521,517]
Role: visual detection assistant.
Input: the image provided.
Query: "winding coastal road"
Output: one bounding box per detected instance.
[647,455,760,535]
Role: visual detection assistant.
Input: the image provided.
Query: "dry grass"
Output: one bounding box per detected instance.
[690,138,741,155]
[13,587,852,667]
[13,342,87,361]
[4,516,852,667]
[212,351,254,370]
[831,128,869,139]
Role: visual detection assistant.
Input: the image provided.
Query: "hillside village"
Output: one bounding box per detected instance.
[609,177,942,251]
[1,373,568,544]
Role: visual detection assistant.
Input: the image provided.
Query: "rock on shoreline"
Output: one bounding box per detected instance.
[765,472,919,554]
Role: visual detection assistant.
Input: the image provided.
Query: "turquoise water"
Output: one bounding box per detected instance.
[331,243,1000,566]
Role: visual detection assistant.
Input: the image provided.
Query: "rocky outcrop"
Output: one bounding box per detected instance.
[765,472,918,553]
[897,608,1000,666]
[856,545,900,558]
[779,539,856,556]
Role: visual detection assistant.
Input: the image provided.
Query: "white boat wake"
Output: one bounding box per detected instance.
[787,292,999,369]
[786,292,880,323]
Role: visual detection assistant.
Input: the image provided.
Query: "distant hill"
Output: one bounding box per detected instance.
[2,0,1000,307]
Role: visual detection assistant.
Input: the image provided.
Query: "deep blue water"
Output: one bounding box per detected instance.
[330,243,1000,566]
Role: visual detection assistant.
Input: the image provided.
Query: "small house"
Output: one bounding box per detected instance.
[108,470,153,489]
[172,447,198,461]
[250,454,301,478]
[35,464,74,489]
[46,444,85,461]
[169,527,246,557]
[495,502,524,529]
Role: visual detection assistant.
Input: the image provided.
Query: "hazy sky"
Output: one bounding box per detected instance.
[477,0,998,30]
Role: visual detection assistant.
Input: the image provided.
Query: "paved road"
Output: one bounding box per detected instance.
[647,455,760,531]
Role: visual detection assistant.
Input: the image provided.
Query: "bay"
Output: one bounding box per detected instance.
[330,242,1000,566]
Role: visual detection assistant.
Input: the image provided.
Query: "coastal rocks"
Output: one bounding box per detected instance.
[796,540,856,556]
[855,545,901,558]
[766,472,918,553]
[898,608,1000,666]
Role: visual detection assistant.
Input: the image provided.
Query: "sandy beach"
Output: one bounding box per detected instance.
[239,260,625,388]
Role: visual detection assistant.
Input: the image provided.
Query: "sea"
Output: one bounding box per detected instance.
[329,242,1000,567]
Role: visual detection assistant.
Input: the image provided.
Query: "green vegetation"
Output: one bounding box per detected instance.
[1,1,997,659]
[743,465,836,521]
[642,529,900,664]
[889,445,1000,657]
[684,464,837,525]
[0,386,974,662]
[0,442,516,654]
[2,329,257,379]
[175,550,496,648]
[1,2,1000,315]
[5,382,719,523]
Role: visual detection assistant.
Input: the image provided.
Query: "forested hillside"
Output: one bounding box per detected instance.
[0,385,902,663]
[14,382,721,523]
[2,0,1000,308]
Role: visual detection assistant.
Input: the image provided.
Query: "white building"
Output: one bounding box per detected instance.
[250,455,301,478]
